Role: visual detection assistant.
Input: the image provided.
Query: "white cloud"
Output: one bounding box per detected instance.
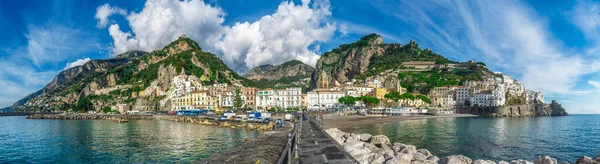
[104,0,226,57]
[94,4,127,28]
[569,0,600,40]
[214,0,335,72]
[63,58,91,70]
[588,80,600,89]
[339,23,349,37]
[0,24,95,107]
[367,0,600,95]
[17,24,98,67]
[101,0,336,72]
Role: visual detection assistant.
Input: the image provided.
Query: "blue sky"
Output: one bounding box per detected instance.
[1,0,600,113]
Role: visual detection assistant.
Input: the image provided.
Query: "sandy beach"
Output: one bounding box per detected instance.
[323,114,477,132]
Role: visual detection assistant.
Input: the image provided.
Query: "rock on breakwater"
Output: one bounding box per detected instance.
[325,128,597,164]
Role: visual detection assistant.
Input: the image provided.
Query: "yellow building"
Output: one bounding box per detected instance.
[368,88,389,100]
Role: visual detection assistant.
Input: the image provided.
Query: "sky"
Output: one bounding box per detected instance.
[1,0,600,113]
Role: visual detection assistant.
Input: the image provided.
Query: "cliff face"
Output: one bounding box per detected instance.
[456,100,568,117]
[6,35,256,112]
[245,60,315,89]
[310,33,453,89]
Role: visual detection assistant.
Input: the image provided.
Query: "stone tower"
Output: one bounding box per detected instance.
[318,70,329,89]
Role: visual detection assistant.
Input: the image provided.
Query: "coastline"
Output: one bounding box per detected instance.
[325,127,599,164]
[324,114,477,132]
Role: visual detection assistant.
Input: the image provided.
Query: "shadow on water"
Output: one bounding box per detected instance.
[354,115,600,163]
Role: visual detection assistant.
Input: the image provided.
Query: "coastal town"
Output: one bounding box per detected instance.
[98,60,546,117]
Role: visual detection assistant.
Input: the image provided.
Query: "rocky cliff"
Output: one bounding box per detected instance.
[245,60,314,89]
[5,35,256,112]
[456,100,568,117]
[310,33,454,89]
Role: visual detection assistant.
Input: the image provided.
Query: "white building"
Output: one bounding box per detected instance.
[307,89,345,111]
[525,90,544,104]
[275,87,302,109]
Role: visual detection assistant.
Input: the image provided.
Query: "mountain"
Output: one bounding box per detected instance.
[6,35,256,112]
[244,60,315,89]
[310,33,494,94]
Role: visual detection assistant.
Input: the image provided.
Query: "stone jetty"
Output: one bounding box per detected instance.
[171,116,277,131]
[25,114,152,120]
[325,128,600,164]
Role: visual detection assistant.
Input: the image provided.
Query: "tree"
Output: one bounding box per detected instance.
[465,100,471,107]
[338,96,357,105]
[358,96,380,107]
[416,95,431,104]
[400,93,415,100]
[384,91,402,107]
[75,96,94,112]
[233,87,243,111]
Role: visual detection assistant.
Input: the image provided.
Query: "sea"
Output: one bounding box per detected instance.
[354,114,600,163]
[0,116,261,163]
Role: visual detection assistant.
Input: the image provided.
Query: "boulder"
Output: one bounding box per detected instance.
[499,161,510,164]
[364,142,381,152]
[576,156,598,164]
[594,154,600,162]
[411,160,438,164]
[392,143,417,154]
[344,138,365,148]
[396,153,413,164]
[427,156,440,162]
[325,128,346,143]
[358,133,373,142]
[417,149,433,157]
[370,135,391,148]
[374,147,395,159]
[354,153,385,164]
[510,159,534,164]
[343,133,355,139]
[474,159,497,164]
[440,155,473,164]
[412,152,428,161]
[535,156,558,164]
[384,157,400,164]
[560,162,570,164]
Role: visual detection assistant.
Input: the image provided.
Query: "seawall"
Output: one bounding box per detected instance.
[456,100,568,117]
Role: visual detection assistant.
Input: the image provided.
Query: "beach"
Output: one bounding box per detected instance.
[323,114,477,131]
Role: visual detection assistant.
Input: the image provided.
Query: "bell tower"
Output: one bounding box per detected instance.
[318,71,329,89]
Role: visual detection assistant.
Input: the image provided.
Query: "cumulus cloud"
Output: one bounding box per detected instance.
[94,4,127,28]
[214,0,336,72]
[99,0,336,72]
[63,58,91,70]
[100,0,226,56]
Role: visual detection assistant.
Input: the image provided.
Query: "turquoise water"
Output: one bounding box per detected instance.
[0,116,261,163]
[355,115,600,163]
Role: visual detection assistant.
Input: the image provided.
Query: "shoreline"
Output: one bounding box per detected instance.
[325,127,599,164]
[324,114,478,132]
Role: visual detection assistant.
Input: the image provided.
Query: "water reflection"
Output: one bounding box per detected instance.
[0,117,261,163]
[354,115,600,162]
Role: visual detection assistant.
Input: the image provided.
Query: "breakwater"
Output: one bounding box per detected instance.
[456,100,568,117]
[325,128,598,164]
[25,114,154,120]
[165,116,279,131]
[26,114,279,131]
